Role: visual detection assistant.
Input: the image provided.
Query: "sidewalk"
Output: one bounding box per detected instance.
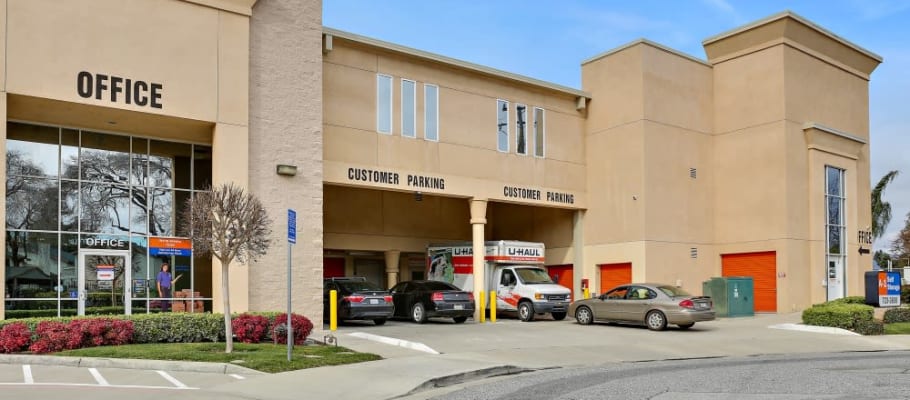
[207,313,910,400]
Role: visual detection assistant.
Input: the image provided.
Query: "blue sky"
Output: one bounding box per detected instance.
[324,1,910,253]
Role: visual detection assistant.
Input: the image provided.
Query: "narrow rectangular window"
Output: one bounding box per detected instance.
[401,79,416,138]
[376,74,392,134]
[533,107,545,157]
[497,100,509,152]
[424,84,439,141]
[515,104,528,155]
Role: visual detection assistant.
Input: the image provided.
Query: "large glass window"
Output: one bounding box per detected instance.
[515,105,528,155]
[4,122,213,317]
[825,166,846,278]
[497,100,509,152]
[401,79,416,138]
[533,107,545,158]
[424,84,439,141]
[377,74,393,134]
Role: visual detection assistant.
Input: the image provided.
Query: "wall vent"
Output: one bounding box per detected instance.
[690,247,698,258]
[689,168,697,179]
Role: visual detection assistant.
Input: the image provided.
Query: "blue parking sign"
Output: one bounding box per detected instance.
[288,209,296,244]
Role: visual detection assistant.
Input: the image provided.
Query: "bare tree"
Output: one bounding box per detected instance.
[180,183,272,353]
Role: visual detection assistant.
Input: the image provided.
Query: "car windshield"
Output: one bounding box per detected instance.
[657,286,692,297]
[420,281,459,291]
[515,268,554,284]
[339,281,383,292]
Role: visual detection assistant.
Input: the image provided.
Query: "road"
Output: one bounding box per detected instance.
[420,351,910,400]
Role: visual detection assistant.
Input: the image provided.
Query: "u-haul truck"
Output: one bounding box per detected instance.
[427,241,571,321]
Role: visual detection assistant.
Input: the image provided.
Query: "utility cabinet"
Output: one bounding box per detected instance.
[703,277,754,317]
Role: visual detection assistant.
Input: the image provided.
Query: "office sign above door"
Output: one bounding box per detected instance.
[149,237,192,257]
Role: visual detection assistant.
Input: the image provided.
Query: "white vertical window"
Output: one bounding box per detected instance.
[497,100,509,152]
[533,107,545,158]
[515,104,528,155]
[825,165,846,300]
[401,79,416,138]
[424,84,439,141]
[376,74,392,134]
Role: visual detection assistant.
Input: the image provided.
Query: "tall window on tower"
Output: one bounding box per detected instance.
[515,104,528,155]
[401,79,416,138]
[497,100,509,152]
[376,74,392,134]
[424,84,439,141]
[533,107,545,157]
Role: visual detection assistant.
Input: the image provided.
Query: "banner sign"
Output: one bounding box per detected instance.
[879,271,901,307]
[149,237,192,256]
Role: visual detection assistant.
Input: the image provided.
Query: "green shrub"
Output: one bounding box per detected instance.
[827,296,867,305]
[802,303,874,331]
[883,307,910,323]
[127,313,224,344]
[854,319,884,336]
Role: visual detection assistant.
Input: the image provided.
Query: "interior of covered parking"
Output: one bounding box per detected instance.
[322,184,577,290]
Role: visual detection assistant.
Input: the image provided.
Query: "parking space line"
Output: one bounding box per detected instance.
[0,382,197,390]
[156,370,187,388]
[229,374,246,380]
[88,368,110,386]
[22,365,32,384]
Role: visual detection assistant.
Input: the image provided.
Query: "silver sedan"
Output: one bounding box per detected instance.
[568,283,715,330]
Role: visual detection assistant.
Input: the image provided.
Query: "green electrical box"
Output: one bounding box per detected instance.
[702,277,754,318]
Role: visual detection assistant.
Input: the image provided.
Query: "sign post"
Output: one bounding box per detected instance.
[287,209,296,362]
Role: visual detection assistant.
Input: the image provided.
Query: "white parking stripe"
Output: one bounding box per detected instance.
[88,368,109,386]
[156,370,187,388]
[0,382,197,390]
[229,374,246,380]
[22,365,33,384]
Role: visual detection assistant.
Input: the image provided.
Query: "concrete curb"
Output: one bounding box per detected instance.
[397,365,539,398]
[0,354,265,375]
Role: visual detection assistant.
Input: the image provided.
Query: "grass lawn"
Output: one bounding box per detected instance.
[884,322,910,335]
[55,342,381,373]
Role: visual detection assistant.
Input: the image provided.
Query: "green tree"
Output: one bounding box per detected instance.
[181,183,272,353]
[891,212,910,267]
[872,170,899,240]
[874,249,892,269]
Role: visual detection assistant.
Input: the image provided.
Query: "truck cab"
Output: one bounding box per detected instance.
[492,265,571,321]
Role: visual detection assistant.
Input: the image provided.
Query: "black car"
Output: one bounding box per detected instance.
[323,277,394,325]
[390,280,475,324]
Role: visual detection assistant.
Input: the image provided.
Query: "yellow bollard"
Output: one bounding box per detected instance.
[583,287,590,299]
[330,289,338,331]
[478,291,486,323]
[489,291,496,323]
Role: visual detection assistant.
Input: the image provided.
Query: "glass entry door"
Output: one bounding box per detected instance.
[78,250,131,316]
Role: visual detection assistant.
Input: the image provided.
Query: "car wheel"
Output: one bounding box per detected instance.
[518,301,535,322]
[551,312,567,321]
[453,316,468,324]
[646,310,667,331]
[678,323,694,330]
[575,306,593,325]
[412,303,428,324]
[373,318,387,326]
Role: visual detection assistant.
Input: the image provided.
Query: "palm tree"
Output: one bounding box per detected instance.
[872,170,899,240]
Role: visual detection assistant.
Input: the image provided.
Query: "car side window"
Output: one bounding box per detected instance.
[627,287,657,300]
[605,287,628,300]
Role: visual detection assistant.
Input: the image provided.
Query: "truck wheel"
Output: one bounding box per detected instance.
[551,312,567,321]
[518,301,535,322]
[412,303,428,324]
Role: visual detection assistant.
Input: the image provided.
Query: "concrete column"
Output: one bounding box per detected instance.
[385,250,401,289]
[470,198,488,321]
[573,210,585,299]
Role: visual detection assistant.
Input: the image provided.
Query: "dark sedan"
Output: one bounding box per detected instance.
[323,277,394,325]
[390,280,475,324]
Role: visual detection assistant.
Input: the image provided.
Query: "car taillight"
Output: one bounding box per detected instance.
[679,299,694,309]
[431,292,444,301]
[384,295,393,303]
[345,295,364,303]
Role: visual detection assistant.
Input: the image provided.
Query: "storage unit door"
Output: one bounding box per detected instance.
[323,257,345,279]
[598,263,632,294]
[721,252,777,312]
[547,264,573,301]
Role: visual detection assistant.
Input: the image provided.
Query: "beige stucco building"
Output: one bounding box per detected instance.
[0,1,880,321]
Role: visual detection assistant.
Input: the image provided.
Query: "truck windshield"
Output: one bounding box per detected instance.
[515,268,554,284]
